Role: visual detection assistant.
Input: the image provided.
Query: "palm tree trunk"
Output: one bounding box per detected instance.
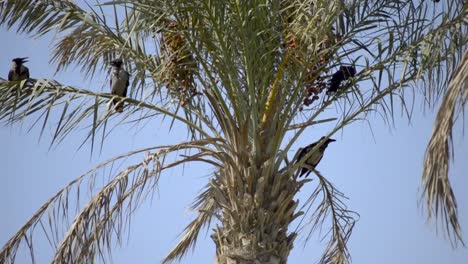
[213,225,294,264]
[212,171,299,264]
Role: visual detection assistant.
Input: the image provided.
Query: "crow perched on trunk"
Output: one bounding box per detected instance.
[109,59,130,113]
[8,57,30,81]
[326,66,356,95]
[294,137,336,177]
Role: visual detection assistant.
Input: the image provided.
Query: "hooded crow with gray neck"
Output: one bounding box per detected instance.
[8,57,30,81]
[109,59,130,113]
[294,137,336,177]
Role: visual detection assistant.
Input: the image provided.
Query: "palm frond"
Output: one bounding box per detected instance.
[0,79,211,149]
[0,139,220,264]
[1,0,168,96]
[163,183,219,263]
[421,50,468,247]
[298,169,358,264]
[1,0,467,262]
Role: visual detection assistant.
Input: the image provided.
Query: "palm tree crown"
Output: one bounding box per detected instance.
[0,0,466,263]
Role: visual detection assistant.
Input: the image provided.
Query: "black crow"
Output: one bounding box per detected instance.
[326,66,356,95]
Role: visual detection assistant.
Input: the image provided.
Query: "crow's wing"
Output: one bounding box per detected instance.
[124,71,130,97]
[294,142,317,166]
[327,70,345,93]
[24,67,30,79]
[294,147,310,177]
[8,70,13,81]
[298,142,322,177]
[330,70,344,83]
[341,66,356,79]
[293,147,304,164]
[297,142,317,162]
[110,75,120,95]
[123,86,128,98]
[299,167,311,177]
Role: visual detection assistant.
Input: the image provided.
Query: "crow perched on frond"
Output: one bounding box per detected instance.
[294,137,336,177]
[8,57,30,81]
[109,58,130,113]
[326,66,356,95]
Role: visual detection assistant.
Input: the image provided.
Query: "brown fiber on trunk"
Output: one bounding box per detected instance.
[211,167,303,264]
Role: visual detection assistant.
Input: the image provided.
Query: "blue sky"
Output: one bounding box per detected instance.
[1,23,468,264]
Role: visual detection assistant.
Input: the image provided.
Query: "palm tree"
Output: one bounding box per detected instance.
[0,0,466,263]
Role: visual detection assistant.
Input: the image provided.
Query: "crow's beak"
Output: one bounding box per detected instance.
[328,138,336,143]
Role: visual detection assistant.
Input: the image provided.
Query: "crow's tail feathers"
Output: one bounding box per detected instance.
[299,168,311,178]
[108,99,124,113]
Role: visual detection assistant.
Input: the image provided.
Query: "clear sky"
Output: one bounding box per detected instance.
[1,24,467,264]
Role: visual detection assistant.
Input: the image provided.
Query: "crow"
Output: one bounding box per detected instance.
[326,66,356,95]
[294,137,336,177]
[8,57,30,81]
[109,59,130,113]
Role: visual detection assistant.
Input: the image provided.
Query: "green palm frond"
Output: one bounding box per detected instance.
[0,80,211,150]
[1,0,166,96]
[0,0,467,263]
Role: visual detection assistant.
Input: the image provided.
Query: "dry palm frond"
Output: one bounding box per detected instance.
[421,50,468,247]
[0,139,220,264]
[296,169,358,264]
